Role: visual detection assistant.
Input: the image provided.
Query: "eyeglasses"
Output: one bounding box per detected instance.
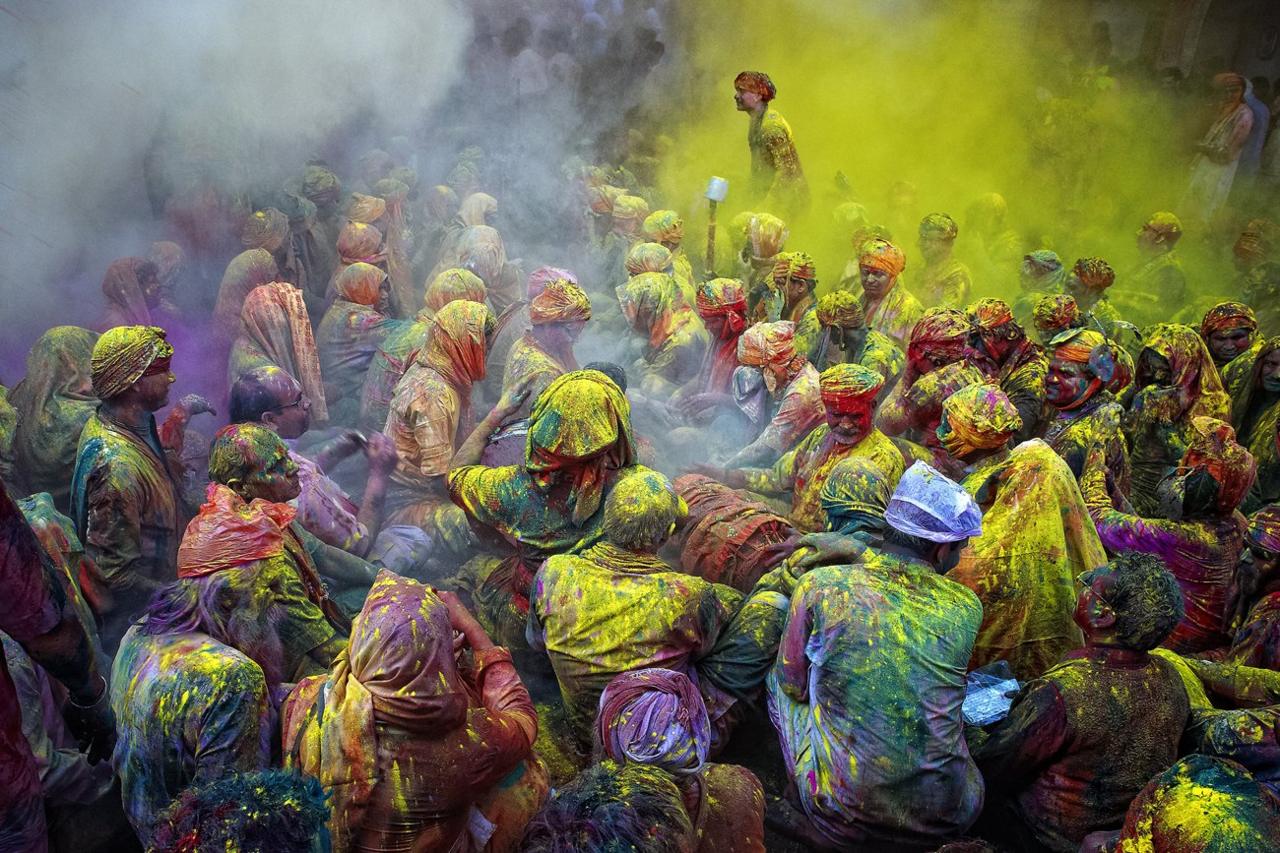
[270,393,306,413]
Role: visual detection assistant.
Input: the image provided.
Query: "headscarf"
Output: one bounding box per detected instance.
[970,298,1015,331]
[1023,249,1065,282]
[748,214,788,260]
[940,383,1022,456]
[425,185,459,222]
[334,262,387,307]
[1145,211,1183,241]
[1200,301,1258,338]
[907,308,973,364]
[1177,417,1257,515]
[530,279,592,325]
[595,669,709,776]
[335,222,386,266]
[345,193,386,226]
[238,283,328,423]
[642,210,684,245]
[611,195,650,231]
[1228,336,1280,466]
[1033,293,1081,336]
[527,266,577,301]
[617,272,683,350]
[90,325,173,400]
[1140,323,1231,422]
[526,370,636,525]
[625,242,673,276]
[10,327,99,501]
[1234,218,1280,266]
[858,238,907,278]
[100,258,154,326]
[454,225,507,285]
[241,208,289,252]
[771,251,816,291]
[819,363,884,412]
[919,213,959,240]
[1213,72,1248,116]
[292,570,468,846]
[733,70,776,101]
[1071,257,1116,291]
[820,456,893,532]
[423,268,486,316]
[1049,328,1116,389]
[737,321,803,386]
[176,482,293,577]
[1248,505,1280,553]
[816,291,866,329]
[302,165,341,205]
[371,178,408,206]
[586,184,624,215]
[148,242,184,285]
[418,300,494,389]
[215,249,279,342]
[457,192,497,227]
[884,461,983,543]
[695,278,748,333]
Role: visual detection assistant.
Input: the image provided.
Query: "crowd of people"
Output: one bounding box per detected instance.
[4,17,1280,850]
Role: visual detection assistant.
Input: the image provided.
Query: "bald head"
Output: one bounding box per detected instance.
[229,366,311,439]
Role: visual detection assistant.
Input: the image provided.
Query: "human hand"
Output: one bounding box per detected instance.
[63,676,116,765]
[438,590,483,637]
[177,394,217,418]
[361,432,399,476]
[492,376,537,422]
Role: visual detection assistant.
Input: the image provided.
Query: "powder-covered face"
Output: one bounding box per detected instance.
[1260,349,1280,391]
[859,265,892,299]
[1073,565,1118,636]
[825,398,874,446]
[134,368,175,411]
[1045,355,1098,409]
[734,88,763,111]
[1207,327,1254,364]
[241,439,301,503]
[918,233,952,265]
[1137,349,1173,388]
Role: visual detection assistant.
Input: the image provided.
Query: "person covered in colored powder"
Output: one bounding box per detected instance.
[1012,250,1067,333]
[282,570,545,853]
[317,262,399,425]
[668,277,752,428]
[768,461,985,850]
[968,298,1049,443]
[971,552,1191,852]
[1065,257,1125,343]
[529,466,741,745]
[616,269,709,398]
[110,540,287,846]
[1031,292,1084,347]
[1041,328,1132,495]
[1218,505,1280,669]
[71,325,185,652]
[938,383,1106,679]
[501,278,592,421]
[756,253,819,354]
[733,70,808,217]
[1082,418,1253,653]
[1201,300,1259,373]
[1224,334,1280,511]
[642,209,696,306]
[713,363,903,532]
[807,290,905,387]
[722,320,822,468]
[1125,323,1231,516]
[915,213,972,309]
[594,668,767,853]
[876,307,987,441]
[850,237,924,350]
[227,281,329,425]
[1126,211,1188,312]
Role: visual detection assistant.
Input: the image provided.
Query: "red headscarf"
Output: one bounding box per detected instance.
[177,483,294,578]
[1178,417,1256,515]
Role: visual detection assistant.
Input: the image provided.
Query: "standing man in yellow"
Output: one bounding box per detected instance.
[734,71,809,217]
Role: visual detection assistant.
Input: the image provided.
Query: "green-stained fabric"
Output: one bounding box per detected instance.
[1224,337,1280,512]
[769,549,984,848]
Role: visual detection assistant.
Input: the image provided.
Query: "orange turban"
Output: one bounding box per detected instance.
[816,291,866,329]
[530,280,592,325]
[424,268,486,315]
[1072,257,1116,291]
[734,71,776,101]
[346,193,387,225]
[626,242,674,276]
[178,483,292,578]
[859,238,906,278]
[941,383,1022,455]
[772,251,816,287]
[970,298,1015,331]
[738,321,797,369]
[336,222,385,265]
[643,210,685,245]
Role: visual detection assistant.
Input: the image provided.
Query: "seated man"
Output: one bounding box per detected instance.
[852,238,923,349]
[712,363,904,532]
[875,307,984,439]
[723,320,822,468]
[1042,328,1130,497]
[969,298,1048,443]
[768,461,985,850]
[972,552,1191,852]
[110,551,284,846]
[808,290,904,389]
[529,466,741,745]
[201,422,351,678]
[938,383,1106,679]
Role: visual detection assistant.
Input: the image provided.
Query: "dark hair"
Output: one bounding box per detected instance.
[883,526,937,559]
[583,361,628,393]
[1108,552,1184,651]
[519,761,692,853]
[149,770,329,853]
[229,366,286,423]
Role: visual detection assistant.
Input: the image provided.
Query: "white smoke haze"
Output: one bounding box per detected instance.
[0,0,472,368]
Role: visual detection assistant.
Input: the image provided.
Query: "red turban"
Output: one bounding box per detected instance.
[178,482,293,578]
[858,239,906,278]
[970,298,1015,331]
[1072,257,1116,291]
[819,363,884,413]
[734,71,776,101]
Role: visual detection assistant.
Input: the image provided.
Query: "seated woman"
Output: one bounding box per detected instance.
[529,467,742,745]
[228,282,329,424]
[1083,418,1254,653]
[1224,335,1280,512]
[1042,328,1130,497]
[1201,301,1259,372]
[616,270,709,398]
[282,570,545,853]
[358,267,486,433]
[594,669,766,853]
[9,326,99,509]
[318,263,398,425]
[1125,323,1230,516]
[501,279,592,422]
[1219,506,1280,669]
